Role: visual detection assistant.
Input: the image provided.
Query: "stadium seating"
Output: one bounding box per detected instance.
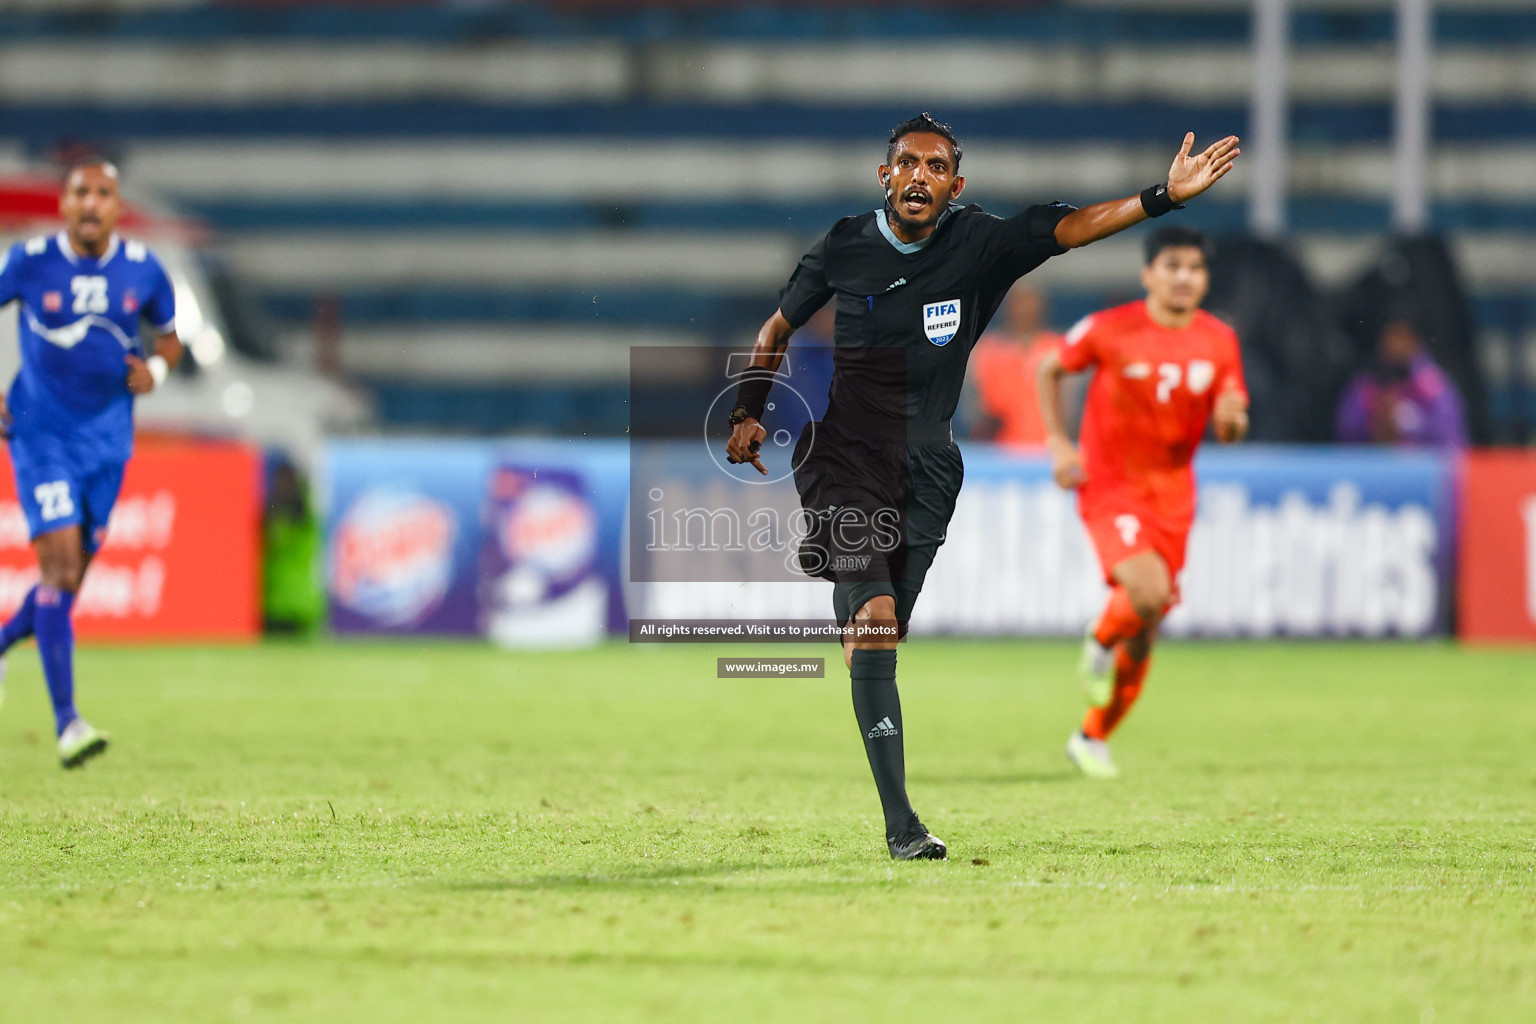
[2,0,1532,437]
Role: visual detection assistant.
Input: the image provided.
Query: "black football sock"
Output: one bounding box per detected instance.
[849,648,919,839]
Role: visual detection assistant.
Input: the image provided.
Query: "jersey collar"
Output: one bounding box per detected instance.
[875,203,959,254]
[56,230,120,268]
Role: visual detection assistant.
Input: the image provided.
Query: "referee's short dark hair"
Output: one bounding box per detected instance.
[888,113,962,171]
[1143,225,1209,265]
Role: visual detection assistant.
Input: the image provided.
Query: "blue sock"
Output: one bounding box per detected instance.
[0,585,39,654]
[35,586,77,736]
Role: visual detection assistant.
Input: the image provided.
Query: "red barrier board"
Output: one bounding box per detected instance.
[0,438,261,641]
[1459,450,1536,642]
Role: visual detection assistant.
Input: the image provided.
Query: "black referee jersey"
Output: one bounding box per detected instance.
[778,201,1076,445]
[779,201,1075,602]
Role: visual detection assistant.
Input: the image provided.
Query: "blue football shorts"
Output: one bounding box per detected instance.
[9,436,127,555]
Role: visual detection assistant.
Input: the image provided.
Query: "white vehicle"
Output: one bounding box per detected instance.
[0,174,368,467]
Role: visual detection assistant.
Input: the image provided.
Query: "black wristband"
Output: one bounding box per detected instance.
[1139,183,1185,218]
[733,373,774,422]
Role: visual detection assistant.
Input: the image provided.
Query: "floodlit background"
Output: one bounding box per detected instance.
[0,0,1533,643]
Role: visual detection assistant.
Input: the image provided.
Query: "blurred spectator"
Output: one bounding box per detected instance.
[263,458,324,635]
[968,285,1063,447]
[1335,319,1468,448]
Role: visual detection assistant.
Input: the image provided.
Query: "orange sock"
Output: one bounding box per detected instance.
[1092,586,1147,649]
[1081,648,1151,741]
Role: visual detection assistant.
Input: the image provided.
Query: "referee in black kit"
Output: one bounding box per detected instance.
[725,114,1240,860]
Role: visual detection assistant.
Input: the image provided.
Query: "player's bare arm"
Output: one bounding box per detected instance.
[1054,133,1240,249]
[125,330,184,396]
[1036,348,1084,489]
[725,310,795,475]
[1214,382,1249,443]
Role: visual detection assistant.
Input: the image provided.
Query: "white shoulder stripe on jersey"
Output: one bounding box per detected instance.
[1065,315,1095,345]
[25,235,47,255]
[126,240,147,262]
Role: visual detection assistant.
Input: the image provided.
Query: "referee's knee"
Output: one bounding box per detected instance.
[851,596,898,651]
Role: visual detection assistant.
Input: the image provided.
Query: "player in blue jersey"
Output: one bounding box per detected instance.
[0,158,182,767]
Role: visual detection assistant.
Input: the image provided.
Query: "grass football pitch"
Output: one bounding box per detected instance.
[1,639,1532,1022]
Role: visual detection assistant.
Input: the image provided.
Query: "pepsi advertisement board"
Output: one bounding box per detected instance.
[323,440,627,639]
[480,465,607,647]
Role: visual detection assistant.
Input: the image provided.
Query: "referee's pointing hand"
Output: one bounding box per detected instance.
[1166,132,1241,205]
[727,417,769,476]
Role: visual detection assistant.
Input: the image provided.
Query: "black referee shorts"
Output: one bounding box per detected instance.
[792,420,963,636]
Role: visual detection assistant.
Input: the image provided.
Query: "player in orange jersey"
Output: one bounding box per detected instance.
[969,285,1063,447]
[1036,225,1249,778]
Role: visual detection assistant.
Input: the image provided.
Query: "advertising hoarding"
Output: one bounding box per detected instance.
[635,445,1457,639]
[326,440,1459,641]
[323,440,626,639]
[0,438,261,640]
[1458,451,1536,642]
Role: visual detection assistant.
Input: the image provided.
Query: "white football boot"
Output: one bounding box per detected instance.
[58,717,109,769]
[1066,731,1121,779]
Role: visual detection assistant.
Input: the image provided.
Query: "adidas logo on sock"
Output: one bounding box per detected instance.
[866,716,898,739]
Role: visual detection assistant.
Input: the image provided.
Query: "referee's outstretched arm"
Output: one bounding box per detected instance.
[1054,133,1240,249]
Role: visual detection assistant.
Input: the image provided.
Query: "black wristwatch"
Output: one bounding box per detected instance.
[728,405,752,426]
